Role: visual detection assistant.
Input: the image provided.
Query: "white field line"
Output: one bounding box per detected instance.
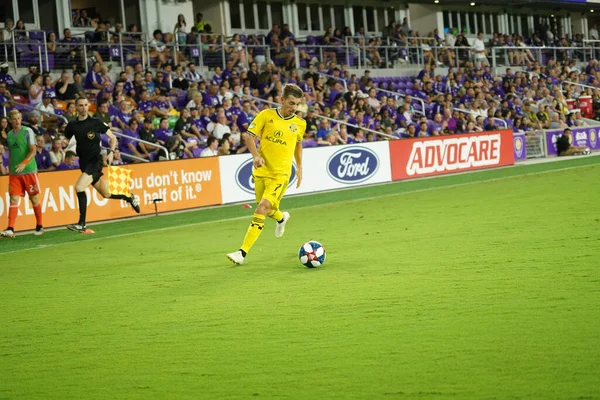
[0,162,596,256]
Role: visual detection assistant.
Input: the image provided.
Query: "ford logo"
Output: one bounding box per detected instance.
[327,146,379,184]
[235,158,297,194]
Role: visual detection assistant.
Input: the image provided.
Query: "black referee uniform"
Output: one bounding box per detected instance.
[64,115,109,185]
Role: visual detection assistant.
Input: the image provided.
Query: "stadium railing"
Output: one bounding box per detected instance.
[3,99,166,164]
[107,127,169,163]
[453,107,508,129]
[296,67,347,91]
[246,93,397,140]
[7,31,600,74]
[490,46,591,72]
[4,98,68,126]
[372,86,426,117]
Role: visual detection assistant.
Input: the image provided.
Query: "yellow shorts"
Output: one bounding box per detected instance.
[254,174,289,210]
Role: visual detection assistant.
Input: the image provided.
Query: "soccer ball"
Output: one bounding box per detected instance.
[298,241,326,268]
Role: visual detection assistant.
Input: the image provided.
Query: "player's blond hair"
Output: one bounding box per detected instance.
[7,110,21,120]
[283,84,304,99]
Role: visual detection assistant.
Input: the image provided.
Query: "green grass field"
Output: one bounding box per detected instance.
[1,157,599,399]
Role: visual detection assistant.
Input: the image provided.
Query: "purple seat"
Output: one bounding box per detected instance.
[29,31,45,41]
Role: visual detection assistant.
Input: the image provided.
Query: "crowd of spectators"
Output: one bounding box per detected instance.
[2,16,600,174]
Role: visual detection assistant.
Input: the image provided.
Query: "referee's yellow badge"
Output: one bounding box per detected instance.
[108,166,132,196]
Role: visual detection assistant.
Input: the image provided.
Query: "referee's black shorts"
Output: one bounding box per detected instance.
[80,157,104,185]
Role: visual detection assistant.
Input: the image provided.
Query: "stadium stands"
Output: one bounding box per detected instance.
[1,17,600,171]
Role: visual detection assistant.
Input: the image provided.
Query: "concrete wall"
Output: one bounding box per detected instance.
[408,3,441,37]
[140,0,195,34]
[192,0,223,34]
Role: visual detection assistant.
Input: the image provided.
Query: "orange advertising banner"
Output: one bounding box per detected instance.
[0,158,223,231]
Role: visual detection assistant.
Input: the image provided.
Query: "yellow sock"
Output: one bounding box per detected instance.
[268,209,283,222]
[240,213,266,254]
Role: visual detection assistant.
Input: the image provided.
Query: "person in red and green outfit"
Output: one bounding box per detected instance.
[1,109,43,238]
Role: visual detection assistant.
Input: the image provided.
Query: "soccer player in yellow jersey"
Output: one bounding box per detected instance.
[227,84,306,265]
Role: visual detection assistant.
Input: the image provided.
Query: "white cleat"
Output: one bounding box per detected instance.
[275,211,290,238]
[226,251,245,265]
[0,229,15,238]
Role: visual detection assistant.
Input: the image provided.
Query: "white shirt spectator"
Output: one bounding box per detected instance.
[445,33,456,48]
[150,38,166,52]
[590,27,599,40]
[200,147,218,157]
[185,71,202,81]
[472,38,486,58]
[185,99,202,109]
[36,102,55,115]
[207,122,231,139]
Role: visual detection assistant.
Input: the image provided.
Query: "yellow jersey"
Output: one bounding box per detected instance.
[248,108,306,178]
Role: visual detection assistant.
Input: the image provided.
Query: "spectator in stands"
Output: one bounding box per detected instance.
[0,81,13,112]
[49,137,65,168]
[472,32,488,68]
[153,71,170,94]
[63,102,77,122]
[36,93,57,123]
[194,13,206,32]
[26,111,46,139]
[28,73,44,106]
[185,62,202,82]
[70,72,85,98]
[0,19,14,42]
[171,65,189,91]
[18,64,37,95]
[149,93,173,119]
[149,29,169,68]
[54,71,77,101]
[113,100,134,130]
[73,9,92,27]
[569,110,587,127]
[138,118,162,158]
[556,128,590,156]
[137,72,153,96]
[84,62,103,91]
[0,144,8,175]
[217,136,231,155]
[56,150,78,170]
[46,31,58,55]
[119,119,144,161]
[35,136,53,171]
[42,75,57,99]
[207,112,231,139]
[14,20,25,39]
[0,63,16,91]
[200,136,218,157]
[154,117,174,143]
[548,113,564,129]
[174,108,202,140]
[134,90,151,115]
[228,34,248,67]
[174,14,187,45]
[0,117,9,145]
